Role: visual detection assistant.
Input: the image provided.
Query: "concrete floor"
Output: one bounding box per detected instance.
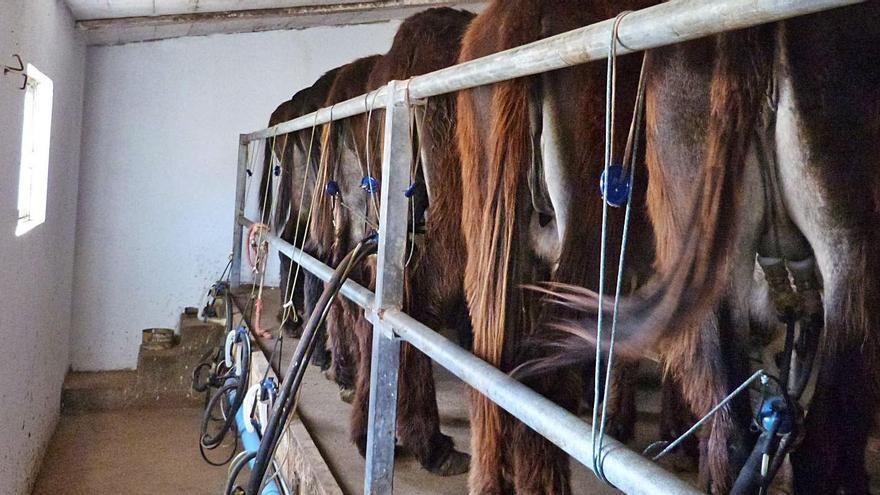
[32,408,227,495]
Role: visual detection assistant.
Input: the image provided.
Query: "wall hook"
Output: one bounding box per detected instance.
[4,55,29,90]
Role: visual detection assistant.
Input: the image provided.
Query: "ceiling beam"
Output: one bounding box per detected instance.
[68,1,368,20]
[76,0,485,45]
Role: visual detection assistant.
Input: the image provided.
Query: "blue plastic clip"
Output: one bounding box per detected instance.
[404,183,418,198]
[599,164,631,207]
[758,396,794,435]
[325,180,340,197]
[261,377,277,391]
[361,176,380,194]
[260,377,278,401]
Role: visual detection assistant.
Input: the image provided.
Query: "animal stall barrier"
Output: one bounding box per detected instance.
[229,0,861,494]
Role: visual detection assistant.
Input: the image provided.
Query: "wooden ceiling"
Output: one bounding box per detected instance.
[65,0,484,45]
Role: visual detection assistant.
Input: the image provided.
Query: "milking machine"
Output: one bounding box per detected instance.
[235,234,378,495]
[201,326,251,448]
[192,282,254,467]
[729,256,823,494]
[223,377,286,495]
[197,324,251,462]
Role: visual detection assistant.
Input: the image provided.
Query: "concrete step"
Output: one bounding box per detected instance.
[63,308,227,415]
[62,370,138,415]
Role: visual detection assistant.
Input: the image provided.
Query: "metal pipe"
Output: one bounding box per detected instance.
[231,138,249,287]
[364,81,411,494]
[238,213,699,494]
[242,0,860,142]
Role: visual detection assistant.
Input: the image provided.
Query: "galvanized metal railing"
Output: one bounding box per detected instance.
[230,1,861,493]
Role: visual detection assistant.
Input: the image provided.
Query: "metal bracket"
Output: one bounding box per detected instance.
[3,54,28,90]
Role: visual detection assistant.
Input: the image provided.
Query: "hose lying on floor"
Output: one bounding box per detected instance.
[242,234,378,495]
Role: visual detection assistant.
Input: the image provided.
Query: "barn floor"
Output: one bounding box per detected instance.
[32,408,225,495]
[234,287,699,494]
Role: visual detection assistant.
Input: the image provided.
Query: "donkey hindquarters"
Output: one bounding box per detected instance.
[774,9,880,493]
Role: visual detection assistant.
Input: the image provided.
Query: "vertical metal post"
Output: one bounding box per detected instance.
[364,81,411,495]
[231,136,249,288]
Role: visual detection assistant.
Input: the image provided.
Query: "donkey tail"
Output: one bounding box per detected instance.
[458,49,537,488]
[523,28,774,374]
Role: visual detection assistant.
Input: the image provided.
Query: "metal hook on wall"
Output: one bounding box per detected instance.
[4,54,29,90]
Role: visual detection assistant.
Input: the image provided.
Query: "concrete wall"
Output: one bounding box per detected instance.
[72,23,400,371]
[0,1,86,493]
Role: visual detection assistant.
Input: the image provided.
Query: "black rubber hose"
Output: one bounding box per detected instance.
[202,335,251,449]
[201,382,239,448]
[199,381,241,467]
[192,361,215,393]
[225,451,259,495]
[730,419,781,495]
[246,236,378,494]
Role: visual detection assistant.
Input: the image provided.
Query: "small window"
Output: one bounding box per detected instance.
[16,64,53,237]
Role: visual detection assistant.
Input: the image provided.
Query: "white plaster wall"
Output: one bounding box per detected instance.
[0,1,86,493]
[72,23,400,370]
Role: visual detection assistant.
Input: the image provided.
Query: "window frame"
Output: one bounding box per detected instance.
[15,63,53,237]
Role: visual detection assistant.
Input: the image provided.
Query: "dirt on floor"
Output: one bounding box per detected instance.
[32,408,228,495]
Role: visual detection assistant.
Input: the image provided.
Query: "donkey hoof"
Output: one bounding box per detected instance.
[339,387,355,403]
[322,368,336,382]
[427,449,470,477]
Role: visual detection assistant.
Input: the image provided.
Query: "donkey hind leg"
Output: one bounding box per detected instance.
[663,308,753,494]
[791,261,876,495]
[350,313,374,457]
[469,394,513,494]
[600,360,639,444]
[791,344,873,495]
[395,294,470,475]
[324,299,359,401]
[510,368,579,495]
[397,342,470,476]
[303,239,331,370]
[350,311,465,475]
[278,220,304,337]
[659,374,700,464]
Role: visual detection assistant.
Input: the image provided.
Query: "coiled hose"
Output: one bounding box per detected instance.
[243,235,378,494]
[201,330,251,450]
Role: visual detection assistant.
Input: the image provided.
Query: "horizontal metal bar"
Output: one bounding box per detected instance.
[381,308,701,495]
[241,0,860,143]
[238,214,699,494]
[239,215,375,309]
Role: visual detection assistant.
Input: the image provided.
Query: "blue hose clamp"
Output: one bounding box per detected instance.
[361,176,380,194]
[260,377,277,401]
[599,164,631,207]
[758,396,794,435]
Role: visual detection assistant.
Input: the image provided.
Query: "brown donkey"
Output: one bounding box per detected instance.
[309,7,476,476]
[457,0,657,493]
[535,3,880,493]
[260,68,342,343]
[309,54,380,397]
